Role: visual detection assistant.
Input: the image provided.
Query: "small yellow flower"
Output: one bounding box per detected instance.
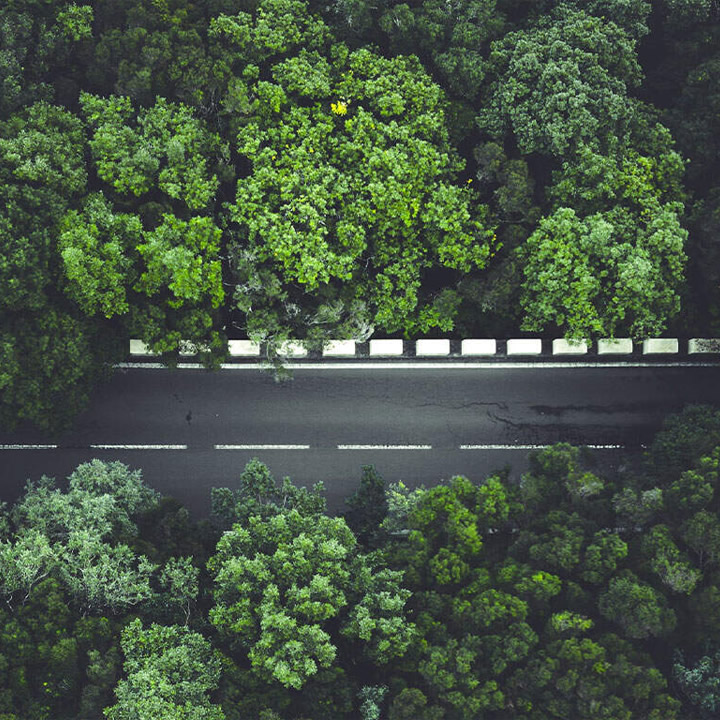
[466,178,473,183]
[331,100,348,116]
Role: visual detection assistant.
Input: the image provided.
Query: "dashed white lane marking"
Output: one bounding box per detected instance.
[460,443,628,450]
[338,444,433,450]
[90,444,188,450]
[0,443,645,452]
[0,444,57,449]
[461,444,549,450]
[585,444,627,449]
[115,361,720,370]
[214,444,310,450]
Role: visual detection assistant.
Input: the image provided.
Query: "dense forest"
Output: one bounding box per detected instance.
[0,404,718,719]
[1,0,719,428]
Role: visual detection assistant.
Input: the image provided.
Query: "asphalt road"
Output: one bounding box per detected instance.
[1,364,719,515]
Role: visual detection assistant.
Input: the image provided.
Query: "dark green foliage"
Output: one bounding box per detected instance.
[673,650,720,719]
[646,404,720,481]
[479,7,643,157]
[343,465,388,545]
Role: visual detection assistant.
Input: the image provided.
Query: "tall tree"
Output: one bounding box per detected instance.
[104,619,225,720]
[208,509,414,690]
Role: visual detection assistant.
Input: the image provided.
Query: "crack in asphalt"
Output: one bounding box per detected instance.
[406,400,510,411]
[487,410,524,429]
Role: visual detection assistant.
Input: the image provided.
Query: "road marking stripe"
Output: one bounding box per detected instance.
[461,444,548,450]
[90,444,188,450]
[0,442,648,451]
[0,444,58,450]
[338,444,432,450]
[460,443,628,450]
[214,444,310,450]
[115,361,720,370]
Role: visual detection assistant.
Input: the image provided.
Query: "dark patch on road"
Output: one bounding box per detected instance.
[530,403,663,417]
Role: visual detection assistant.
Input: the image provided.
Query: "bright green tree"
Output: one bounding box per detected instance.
[80,93,225,210]
[517,205,687,339]
[104,619,225,720]
[135,213,224,311]
[215,0,495,346]
[3,461,160,614]
[58,193,142,319]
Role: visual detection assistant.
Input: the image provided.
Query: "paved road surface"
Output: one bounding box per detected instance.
[1,364,719,514]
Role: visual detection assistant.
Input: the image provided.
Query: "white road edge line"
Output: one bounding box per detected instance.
[338,444,432,450]
[0,444,58,450]
[214,444,310,450]
[90,444,188,450]
[116,361,720,370]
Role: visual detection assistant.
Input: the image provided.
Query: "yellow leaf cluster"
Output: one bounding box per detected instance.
[330,101,348,115]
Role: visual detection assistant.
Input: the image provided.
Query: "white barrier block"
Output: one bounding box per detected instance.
[552,339,588,355]
[369,339,404,356]
[643,338,679,354]
[228,340,260,356]
[416,339,450,356]
[323,340,357,356]
[461,339,497,356]
[597,338,633,354]
[179,340,198,356]
[689,338,720,354]
[507,338,542,355]
[278,341,307,357]
[129,339,157,356]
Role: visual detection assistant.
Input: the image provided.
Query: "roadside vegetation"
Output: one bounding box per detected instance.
[1,0,719,428]
[0,405,720,719]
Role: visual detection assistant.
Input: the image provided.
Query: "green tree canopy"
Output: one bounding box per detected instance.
[80,92,225,209]
[58,192,142,319]
[208,509,414,689]
[478,6,642,157]
[217,0,495,346]
[517,204,687,339]
[104,619,225,720]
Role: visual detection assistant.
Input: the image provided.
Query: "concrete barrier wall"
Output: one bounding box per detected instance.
[369,339,403,356]
[228,340,260,356]
[597,339,633,355]
[277,341,307,358]
[129,340,157,356]
[461,339,497,355]
[130,337,720,360]
[643,338,679,354]
[689,339,720,354]
[416,339,450,356]
[552,339,588,355]
[323,340,356,356]
[507,338,542,355]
